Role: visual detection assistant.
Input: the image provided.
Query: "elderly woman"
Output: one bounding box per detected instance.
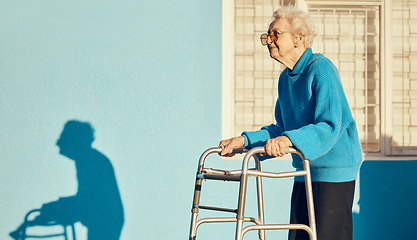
[219,6,362,240]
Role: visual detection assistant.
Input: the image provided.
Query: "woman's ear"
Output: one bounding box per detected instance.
[294,35,304,48]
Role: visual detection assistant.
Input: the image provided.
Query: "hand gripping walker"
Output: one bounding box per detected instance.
[189,146,317,240]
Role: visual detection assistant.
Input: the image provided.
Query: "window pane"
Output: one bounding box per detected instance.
[391,0,417,150]
[309,7,381,152]
[234,0,284,136]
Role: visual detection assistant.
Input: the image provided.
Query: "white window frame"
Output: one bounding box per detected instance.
[222,0,236,140]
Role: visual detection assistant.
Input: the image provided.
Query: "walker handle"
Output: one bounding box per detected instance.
[227,148,249,154]
[227,147,292,154]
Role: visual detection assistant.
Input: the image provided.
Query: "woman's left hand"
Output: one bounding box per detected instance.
[262,136,293,157]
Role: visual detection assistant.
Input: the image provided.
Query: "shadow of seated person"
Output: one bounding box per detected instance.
[10,120,124,240]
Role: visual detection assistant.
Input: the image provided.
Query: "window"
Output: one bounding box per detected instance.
[308,4,381,153]
[390,0,417,155]
[222,0,417,157]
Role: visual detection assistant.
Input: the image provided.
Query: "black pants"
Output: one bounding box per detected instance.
[288,181,356,240]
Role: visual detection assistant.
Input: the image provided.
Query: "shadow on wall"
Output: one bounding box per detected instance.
[354,160,417,240]
[10,120,124,240]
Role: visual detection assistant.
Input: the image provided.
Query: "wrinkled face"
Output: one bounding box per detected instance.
[267,18,295,63]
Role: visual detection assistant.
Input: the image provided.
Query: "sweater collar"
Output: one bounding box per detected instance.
[288,48,313,77]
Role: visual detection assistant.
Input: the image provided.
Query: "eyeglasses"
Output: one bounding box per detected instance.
[260,31,288,46]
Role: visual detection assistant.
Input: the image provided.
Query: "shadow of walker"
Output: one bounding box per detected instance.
[10,120,124,240]
[353,160,417,240]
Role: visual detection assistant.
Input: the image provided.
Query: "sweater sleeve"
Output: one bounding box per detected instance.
[283,61,344,160]
[242,98,285,148]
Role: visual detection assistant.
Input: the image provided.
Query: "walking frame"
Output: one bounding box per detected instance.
[189,146,317,240]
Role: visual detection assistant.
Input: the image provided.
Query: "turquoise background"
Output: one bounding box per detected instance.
[1,1,417,239]
[1,1,224,239]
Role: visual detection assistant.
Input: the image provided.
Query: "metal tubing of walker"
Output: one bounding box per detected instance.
[196,217,262,229]
[254,155,265,240]
[241,224,315,238]
[189,177,203,240]
[191,147,223,240]
[303,159,317,240]
[235,147,266,240]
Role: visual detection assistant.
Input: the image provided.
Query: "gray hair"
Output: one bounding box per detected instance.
[273,6,316,48]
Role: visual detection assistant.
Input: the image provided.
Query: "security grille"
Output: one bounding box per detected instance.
[391,0,417,154]
[308,5,381,153]
[234,1,284,138]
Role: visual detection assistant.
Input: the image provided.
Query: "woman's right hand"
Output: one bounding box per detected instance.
[218,136,245,157]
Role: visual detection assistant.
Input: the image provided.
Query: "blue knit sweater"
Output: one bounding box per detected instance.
[242,48,362,182]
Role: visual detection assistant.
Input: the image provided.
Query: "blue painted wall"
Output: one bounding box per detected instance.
[354,160,417,240]
[1,1,223,239]
[2,1,416,240]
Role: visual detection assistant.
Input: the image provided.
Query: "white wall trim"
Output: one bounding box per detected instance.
[222,0,235,139]
[382,0,393,155]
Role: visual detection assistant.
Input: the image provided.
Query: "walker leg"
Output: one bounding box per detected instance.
[235,219,244,240]
[190,177,203,240]
[235,173,249,240]
[255,159,265,240]
[303,160,317,240]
